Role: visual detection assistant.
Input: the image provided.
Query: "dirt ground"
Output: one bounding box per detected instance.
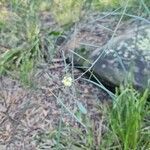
[0,53,110,149]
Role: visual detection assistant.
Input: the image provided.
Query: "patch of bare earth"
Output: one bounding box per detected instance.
[0,54,110,149]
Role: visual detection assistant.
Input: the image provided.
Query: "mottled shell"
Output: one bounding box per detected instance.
[92,25,150,89]
[64,13,150,90]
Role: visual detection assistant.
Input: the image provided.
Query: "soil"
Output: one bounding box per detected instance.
[0,53,110,149]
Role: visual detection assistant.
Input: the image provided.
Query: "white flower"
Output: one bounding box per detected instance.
[62,75,73,87]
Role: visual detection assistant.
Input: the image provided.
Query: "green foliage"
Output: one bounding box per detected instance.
[0,0,52,85]
[89,0,150,12]
[0,49,21,74]
[19,56,34,86]
[50,0,150,26]
[91,0,118,10]
[51,0,84,26]
[108,86,149,149]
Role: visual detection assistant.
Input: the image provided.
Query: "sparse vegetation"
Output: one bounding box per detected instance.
[0,0,149,149]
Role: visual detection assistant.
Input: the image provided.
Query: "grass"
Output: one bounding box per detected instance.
[0,0,149,149]
[0,0,58,85]
[33,74,150,149]
[108,86,149,149]
[33,85,149,149]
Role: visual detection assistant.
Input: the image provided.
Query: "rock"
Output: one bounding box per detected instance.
[64,14,150,91]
